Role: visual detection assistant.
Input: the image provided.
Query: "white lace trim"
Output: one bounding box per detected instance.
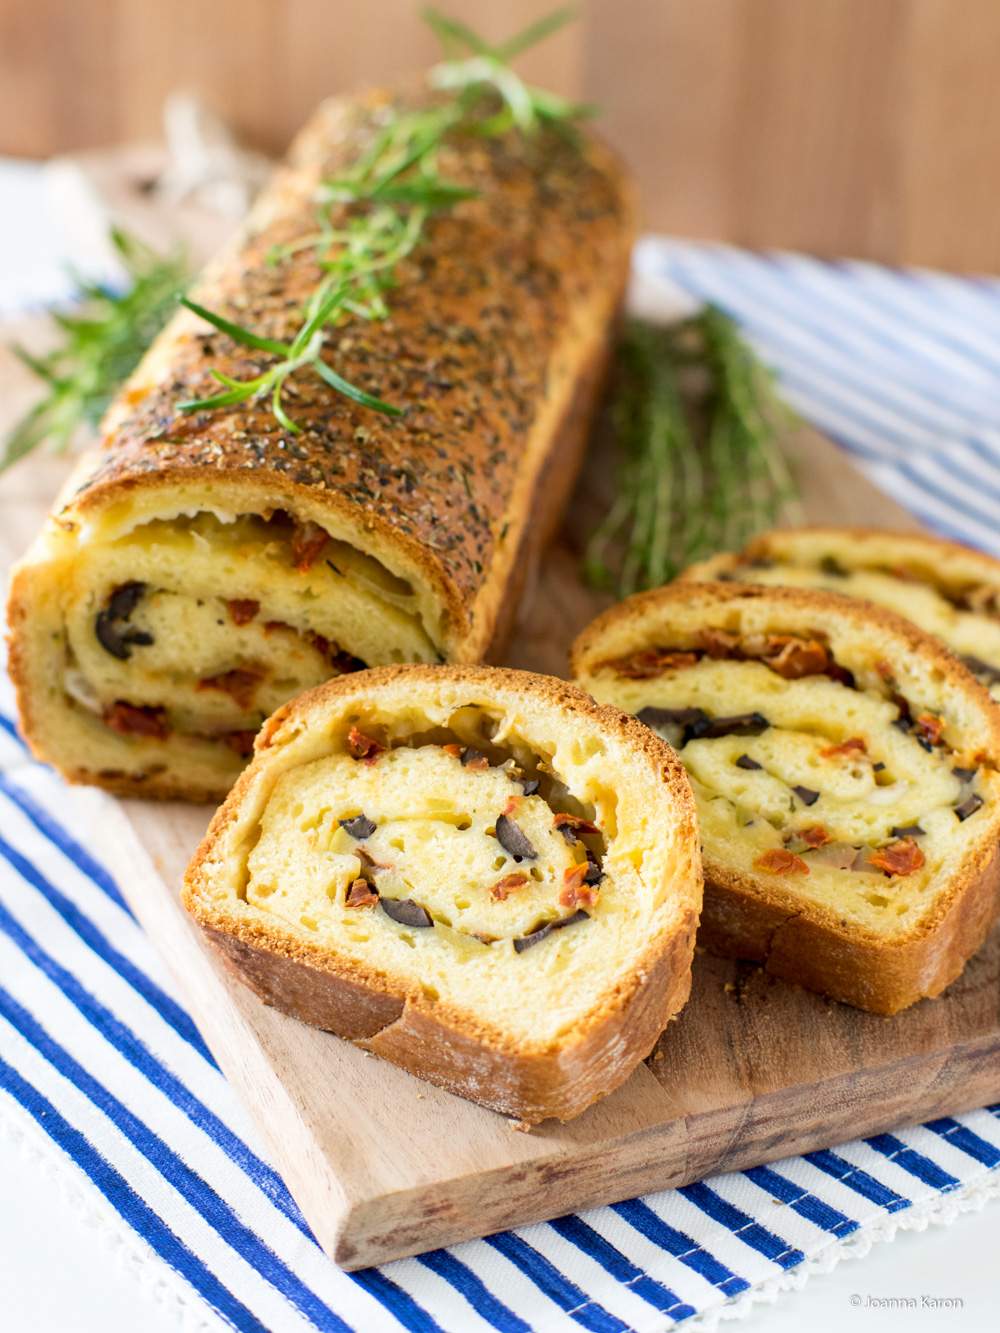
[3,1084,999,1333]
[0,1091,226,1333]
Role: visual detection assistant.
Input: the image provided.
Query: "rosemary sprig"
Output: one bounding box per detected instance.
[585,309,802,597]
[2,228,188,473]
[181,6,591,432]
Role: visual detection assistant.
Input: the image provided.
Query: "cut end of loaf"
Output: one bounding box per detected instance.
[183,664,703,1122]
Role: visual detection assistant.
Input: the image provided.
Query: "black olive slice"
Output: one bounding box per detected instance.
[892,718,911,733]
[95,581,149,660]
[955,793,984,821]
[891,823,925,838]
[792,785,820,807]
[95,613,131,660]
[461,748,490,768]
[513,910,590,954]
[380,897,433,927]
[519,778,540,796]
[107,581,146,621]
[953,765,977,783]
[819,555,849,577]
[689,712,770,740]
[583,851,604,885]
[496,813,538,861]
[960,654,1000,686]
[636,706,708,731]
[735,754,762,770]
[872,762,886,772]
[339,813,376,839]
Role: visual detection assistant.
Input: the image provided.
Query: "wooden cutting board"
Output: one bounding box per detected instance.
[4,320,1000,1271]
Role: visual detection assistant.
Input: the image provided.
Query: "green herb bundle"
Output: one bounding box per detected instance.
[585,308,801,597]
[2,229,188,473]
[178,5,595,432]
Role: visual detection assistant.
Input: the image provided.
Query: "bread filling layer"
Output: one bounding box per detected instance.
[719,558,1000,697]
[58,510,440,750]
[247,742,606,947]
[607,657,988,935]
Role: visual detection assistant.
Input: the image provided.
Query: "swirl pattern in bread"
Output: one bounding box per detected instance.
[572,583,1000,1014]
[183,665,701,1122]
[682,528,1000,700]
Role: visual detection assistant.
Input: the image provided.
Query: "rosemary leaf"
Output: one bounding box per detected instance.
[2,229,188,473]
[585,309,800,597]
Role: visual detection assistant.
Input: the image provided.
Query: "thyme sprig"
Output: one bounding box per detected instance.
[180,6,589,432]
[585,309,802,597]
[1,228,188,473]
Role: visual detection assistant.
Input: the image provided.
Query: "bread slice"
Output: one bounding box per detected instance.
[182,664,701,1122]
[6,84,633,803]
[571,583,1000,1014]
[682,528,1000,701]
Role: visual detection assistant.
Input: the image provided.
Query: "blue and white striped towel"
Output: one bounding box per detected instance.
[4,239,1000,1333]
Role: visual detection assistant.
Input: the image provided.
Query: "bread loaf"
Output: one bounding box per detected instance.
[572,582,1000,1014]
[7,86,633,801]
[683,528,1000,700]
[182,665,702,1123]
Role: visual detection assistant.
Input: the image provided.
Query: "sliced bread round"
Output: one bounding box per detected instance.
[183,664,702,1122]
[571,582,1000,1014]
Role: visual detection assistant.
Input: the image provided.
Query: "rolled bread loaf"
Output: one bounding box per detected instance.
[7,86,633,801]
[182,665,702,1123]
[682,528,1000,701]
[571,582,1000,1014]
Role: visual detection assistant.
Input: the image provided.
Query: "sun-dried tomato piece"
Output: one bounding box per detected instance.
[197,665,266,710]
[348,726,383,765]
[764,636,830,680]
[552,812,599,844]
[502,794,523,818]
[875,660,895,681]
[605,648,699,679]
[489,871,529,902]
[226,599,260,626]
[346,878,379,907]
[559,863,600,909]
[820,736,867,758]
[461,748,490,771]
[799,826,832,848]
[869,839,925,876]
[220,730,256,757]
[291,520,329,573]
[263,620,294,637]
[916,713,945,746]
[754,848,809,874]
[442,743,463,758]
[103,701,170,741]
[699,628,740,659]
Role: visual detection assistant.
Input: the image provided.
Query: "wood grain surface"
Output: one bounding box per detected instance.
[7,0,1000,270]
[5,292,999,1267]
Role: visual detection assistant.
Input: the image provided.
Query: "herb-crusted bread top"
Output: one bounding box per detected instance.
[61,87,633,655]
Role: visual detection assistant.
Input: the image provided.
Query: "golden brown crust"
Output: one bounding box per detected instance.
[183,664,702,1121]
[59,88,634,659]
[571,581,1000,1014]
[680,527,1000,592]
[570,580,1000,697]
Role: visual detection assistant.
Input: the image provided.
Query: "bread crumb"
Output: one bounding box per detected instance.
[723,982,735,993]
[653,1050,664,1061]
[694,945,706,955]
[509,1119,532,1133]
